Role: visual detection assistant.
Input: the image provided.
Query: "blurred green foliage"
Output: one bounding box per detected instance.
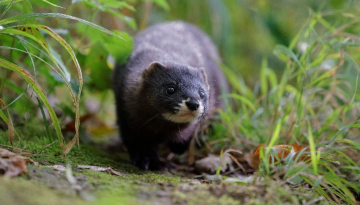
[143,0,358,85]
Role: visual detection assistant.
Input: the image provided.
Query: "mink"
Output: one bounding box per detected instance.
[112,21,228,170]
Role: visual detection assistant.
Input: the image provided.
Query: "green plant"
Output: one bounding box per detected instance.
[213,4,360,204]
[0,0,126,154]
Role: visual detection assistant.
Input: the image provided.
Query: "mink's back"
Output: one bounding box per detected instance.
[128,21,221,71]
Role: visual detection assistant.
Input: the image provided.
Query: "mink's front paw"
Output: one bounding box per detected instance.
[131,155,165,170]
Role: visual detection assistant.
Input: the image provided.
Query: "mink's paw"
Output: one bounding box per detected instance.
[131,155,165,170]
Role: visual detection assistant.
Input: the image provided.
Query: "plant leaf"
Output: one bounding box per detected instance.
[0,13,125,41]
[41,0,64,8]
[0,57,64,145]
[0,0,15,19]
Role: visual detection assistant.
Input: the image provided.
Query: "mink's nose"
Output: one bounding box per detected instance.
[186,100,199,111]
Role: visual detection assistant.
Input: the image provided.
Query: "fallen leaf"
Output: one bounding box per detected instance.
[77,165,124,176]
[244,144,310,169]
[0,149,27,177]
[194,154,232,174]
[243,152,260,170]
[0,148,18,158]
[0,148,38,165]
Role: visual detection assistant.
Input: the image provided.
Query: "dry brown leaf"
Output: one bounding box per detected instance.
[0,148,38,162]
[0,156,26,177]
[0,148,17,158]
[0,148,38,177]
[244,144,310,169]
[77,165,124,176]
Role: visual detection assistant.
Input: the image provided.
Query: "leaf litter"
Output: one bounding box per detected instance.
[0,148,38,177]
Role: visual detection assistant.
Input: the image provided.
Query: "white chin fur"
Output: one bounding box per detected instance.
[162,98,204,123]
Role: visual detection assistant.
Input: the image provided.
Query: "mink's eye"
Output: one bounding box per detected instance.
[167,86,176,95]
[199,89,205,99]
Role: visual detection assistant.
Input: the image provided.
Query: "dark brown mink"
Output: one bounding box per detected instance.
[112,21,228,170]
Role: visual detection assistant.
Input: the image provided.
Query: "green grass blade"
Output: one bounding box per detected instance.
[3,24,85,154]
[41,0,64,8]
[34,25,83,153]
[307,122,318,175]
[260,58,268,97]
[0,0,14,19]
[0,44,68,85]
[35,96,51,141]
[273,45,301,68]
[264,119,282,173]
[0,28,49,50]
[0,57,64,145]
[0,13,125,41]
[0,29,72,85]
[4,32,76,102]
[336,139,360,150]
[223,93,256,112]
[0,110,9,124]
[0,0,21,5]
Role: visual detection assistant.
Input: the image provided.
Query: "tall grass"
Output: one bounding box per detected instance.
[214,5,360,204]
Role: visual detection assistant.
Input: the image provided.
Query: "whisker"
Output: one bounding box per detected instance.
[178,124,184,139]
[139,113,161,128]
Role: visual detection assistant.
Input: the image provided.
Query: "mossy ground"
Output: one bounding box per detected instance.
[0,121,323,205]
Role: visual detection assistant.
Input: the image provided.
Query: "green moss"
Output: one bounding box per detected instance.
[0,120,132,170]
[82,170,149,205]
[120,172,181,184]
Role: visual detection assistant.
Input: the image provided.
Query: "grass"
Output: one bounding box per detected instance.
[208,6,360,205]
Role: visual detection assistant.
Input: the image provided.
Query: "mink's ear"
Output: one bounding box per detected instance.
[199,67,210,91]
[142,62,166,79]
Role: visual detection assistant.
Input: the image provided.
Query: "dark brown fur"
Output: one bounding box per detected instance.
[113,21,228,170]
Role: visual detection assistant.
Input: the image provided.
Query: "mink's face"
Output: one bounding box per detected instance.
[141,62,209,123]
